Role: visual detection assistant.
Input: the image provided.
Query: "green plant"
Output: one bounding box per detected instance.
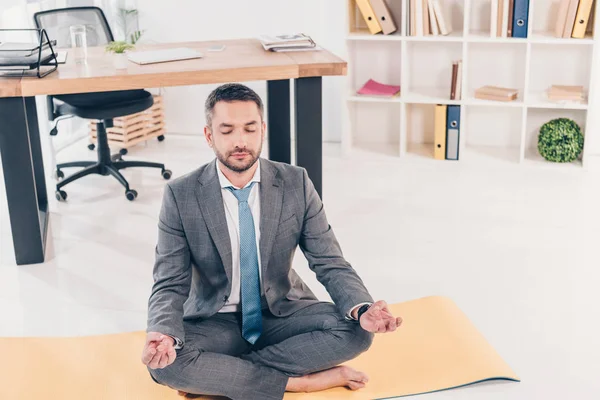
[130,30,145,44]
[105,41,135,54]
[537,117,584,163]
[117,8,144,44]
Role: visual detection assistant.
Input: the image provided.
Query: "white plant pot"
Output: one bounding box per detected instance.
[113,53,129,70]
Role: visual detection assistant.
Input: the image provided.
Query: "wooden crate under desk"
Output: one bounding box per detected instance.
[88,95,166,149]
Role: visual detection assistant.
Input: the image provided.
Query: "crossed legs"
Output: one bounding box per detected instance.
[149,302,374,400]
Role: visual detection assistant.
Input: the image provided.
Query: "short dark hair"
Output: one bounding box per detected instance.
[205,83,264,127]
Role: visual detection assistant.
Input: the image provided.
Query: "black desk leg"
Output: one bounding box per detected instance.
[267,79,291,164]
[0,97,48,265]
[295,77,322,198]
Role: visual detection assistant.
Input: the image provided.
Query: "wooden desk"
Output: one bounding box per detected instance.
[0,38,347,265]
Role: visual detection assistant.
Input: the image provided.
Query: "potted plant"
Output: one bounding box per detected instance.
[105,41,134,69]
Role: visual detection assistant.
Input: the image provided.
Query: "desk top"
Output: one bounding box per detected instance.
[0,38,346,98]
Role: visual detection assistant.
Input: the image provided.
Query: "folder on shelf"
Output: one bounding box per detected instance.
[434,105,447,160]
[563,0,581,38]
[512,0,529,38]
[572,0,595,38]
[369,0,397,35]
[445,105,461,161]
[355,0,382,34]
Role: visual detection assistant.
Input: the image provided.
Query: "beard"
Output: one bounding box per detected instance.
[214,143,261,173]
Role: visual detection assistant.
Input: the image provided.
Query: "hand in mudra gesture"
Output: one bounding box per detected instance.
[359,300,403,333]
[141,332,177,370]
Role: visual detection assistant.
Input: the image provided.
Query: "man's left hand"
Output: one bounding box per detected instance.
[358,300,403,333]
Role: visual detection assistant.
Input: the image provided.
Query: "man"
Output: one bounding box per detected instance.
[142,83,402,400]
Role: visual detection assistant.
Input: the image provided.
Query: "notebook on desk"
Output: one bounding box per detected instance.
[126,47,203,65]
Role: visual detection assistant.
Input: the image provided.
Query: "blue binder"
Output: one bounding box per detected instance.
[445,105,460,160]
[512,0,530,38]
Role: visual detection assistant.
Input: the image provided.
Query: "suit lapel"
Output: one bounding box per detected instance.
[259,159,283,276]
[196,161,233,285]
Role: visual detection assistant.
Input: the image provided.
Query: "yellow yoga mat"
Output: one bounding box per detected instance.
[0,296,519,400]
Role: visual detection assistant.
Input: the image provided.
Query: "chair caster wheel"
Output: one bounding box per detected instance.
[55,169,64,180]
[55,190,67,202]
[125,189,138,201]
[111,154,123,162]
[157,135,165,142]
[120,148,128,156]
[162,169,172,180]
[88,143,95,150]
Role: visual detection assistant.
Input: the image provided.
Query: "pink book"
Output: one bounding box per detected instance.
[357,79,401,97]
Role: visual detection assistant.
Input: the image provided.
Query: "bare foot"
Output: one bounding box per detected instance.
[286,366,369,393]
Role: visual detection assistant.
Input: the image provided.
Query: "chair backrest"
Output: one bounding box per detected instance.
[33,6,114,48]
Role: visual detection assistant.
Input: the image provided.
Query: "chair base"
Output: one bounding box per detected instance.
[54,119,171,201]
[55,157,171,201]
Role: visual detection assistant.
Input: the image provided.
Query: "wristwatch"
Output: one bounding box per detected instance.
[356,303,371,321]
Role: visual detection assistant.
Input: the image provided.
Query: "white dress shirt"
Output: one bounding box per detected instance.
[216,158,263,312]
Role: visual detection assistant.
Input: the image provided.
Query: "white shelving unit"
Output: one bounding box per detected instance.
[344,0,599,168]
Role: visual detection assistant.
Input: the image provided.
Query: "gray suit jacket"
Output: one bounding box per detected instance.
[146,158,374,345]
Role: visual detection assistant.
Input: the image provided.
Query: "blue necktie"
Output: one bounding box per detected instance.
[226,182,262,344]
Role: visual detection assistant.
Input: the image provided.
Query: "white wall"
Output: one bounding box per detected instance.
[135,0,348,143]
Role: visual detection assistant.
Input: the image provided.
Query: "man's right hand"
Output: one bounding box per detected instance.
[141,332,177,369]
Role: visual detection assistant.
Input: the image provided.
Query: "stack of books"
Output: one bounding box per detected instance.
[547,85,586,102]
[555,0,595,39]
[258,34,317,52]
[356,79,401,97]
[450,60,462,100]
[490,0,530,38]
[474,86,519,102]
[406,0,452,36]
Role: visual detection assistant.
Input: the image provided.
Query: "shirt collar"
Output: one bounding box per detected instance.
[216,158,261,190]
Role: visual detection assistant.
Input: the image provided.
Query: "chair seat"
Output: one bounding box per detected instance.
[54,89,154,120]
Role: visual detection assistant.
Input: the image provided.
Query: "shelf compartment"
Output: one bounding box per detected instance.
[405,41,463,103]
[348,101,401,155]
[467,42,527,104]
[405,103,436,158]
[524,108,586,168]
[349,41,402,97]
[527,43,592,107]
[463,105,522,163]
[468,0,532,40]
[530,0,595,42]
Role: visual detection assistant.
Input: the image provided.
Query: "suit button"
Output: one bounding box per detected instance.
[223,295,228,301]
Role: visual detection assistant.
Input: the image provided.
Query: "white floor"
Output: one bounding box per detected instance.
[1,133,599,399]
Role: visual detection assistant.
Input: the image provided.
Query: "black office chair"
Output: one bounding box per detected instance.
[33,6,171,202]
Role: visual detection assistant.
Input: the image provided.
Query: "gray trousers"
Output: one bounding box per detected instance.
[149,302,374,400]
